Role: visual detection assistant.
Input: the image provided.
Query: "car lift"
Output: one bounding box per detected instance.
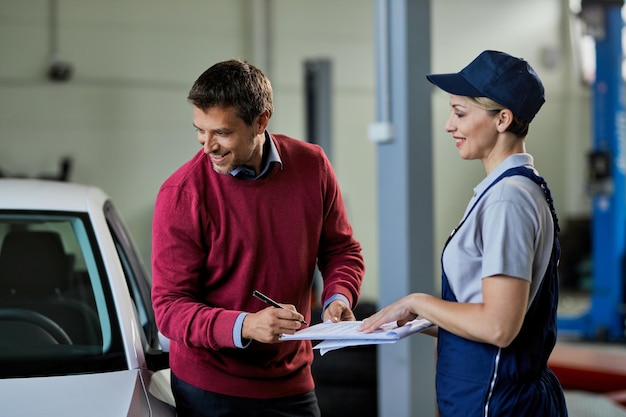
[558,0,626,340]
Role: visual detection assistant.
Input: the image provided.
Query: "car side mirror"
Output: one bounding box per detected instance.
[146,347,169,372]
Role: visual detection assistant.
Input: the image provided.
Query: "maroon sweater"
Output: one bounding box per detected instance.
[151,134,365,398]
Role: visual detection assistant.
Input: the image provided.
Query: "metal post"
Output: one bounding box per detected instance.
[588,3,626,339]
[558,1,626,340]
[373,0,435,415]
[304,58,332,303]
[304,59,332,159]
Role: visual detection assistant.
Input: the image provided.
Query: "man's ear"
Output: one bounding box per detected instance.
[256,110,271,133]
[496,109,514,133]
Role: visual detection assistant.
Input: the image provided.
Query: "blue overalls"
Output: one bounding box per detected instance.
[436,166,568,417]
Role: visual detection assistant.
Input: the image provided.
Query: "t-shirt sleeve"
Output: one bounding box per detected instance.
[480,197,540,282]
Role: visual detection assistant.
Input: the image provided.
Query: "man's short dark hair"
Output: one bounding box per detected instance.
[187,59,274,126]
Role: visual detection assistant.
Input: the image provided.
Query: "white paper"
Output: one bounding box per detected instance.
[314,338,397,356]
[280,318,433,348]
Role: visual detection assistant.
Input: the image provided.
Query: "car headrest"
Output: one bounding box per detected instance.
[0,230,72,297]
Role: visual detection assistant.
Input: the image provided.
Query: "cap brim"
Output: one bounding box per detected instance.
[426,73,484,97]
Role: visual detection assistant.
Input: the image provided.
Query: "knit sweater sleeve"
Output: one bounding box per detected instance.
[151,184,239,350]
[317,153,365,308]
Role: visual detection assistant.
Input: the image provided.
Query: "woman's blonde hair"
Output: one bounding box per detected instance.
[469,97,530,138]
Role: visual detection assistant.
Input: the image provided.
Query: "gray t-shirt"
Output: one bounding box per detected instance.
[441,153,554,308]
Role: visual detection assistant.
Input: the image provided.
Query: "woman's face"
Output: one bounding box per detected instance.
[444,95,499,162]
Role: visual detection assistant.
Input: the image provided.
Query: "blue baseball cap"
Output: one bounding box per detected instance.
[426,50,545,123]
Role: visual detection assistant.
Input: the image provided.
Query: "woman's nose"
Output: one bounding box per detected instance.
[444,116,455,133]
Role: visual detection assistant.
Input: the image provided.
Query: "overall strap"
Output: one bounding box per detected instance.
[502,166,560,233]
[446,166,559,248]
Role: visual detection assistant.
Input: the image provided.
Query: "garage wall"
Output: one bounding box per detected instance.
[430,0,592,283]
[0,0,249,281]
[0,0,592,302]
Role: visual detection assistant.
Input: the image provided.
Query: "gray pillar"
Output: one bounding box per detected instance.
[304,58,332,159]
[372,0,436,416]
[304,58,332,302]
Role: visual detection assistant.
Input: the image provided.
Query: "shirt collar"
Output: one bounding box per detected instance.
[473,153,534,197]
[231,132,283,180]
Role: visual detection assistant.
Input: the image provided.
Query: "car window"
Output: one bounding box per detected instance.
[0,210,126,378]
[104,202,158,348]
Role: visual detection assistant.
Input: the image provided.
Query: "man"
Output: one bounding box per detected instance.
[151,59,365,417]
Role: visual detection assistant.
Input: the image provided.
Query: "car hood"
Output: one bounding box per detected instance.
[0,369,175,417]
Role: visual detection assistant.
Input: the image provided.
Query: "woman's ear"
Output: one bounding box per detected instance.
[496,109,514,133]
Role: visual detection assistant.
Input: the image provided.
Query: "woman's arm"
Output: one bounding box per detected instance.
[360,275,529,348]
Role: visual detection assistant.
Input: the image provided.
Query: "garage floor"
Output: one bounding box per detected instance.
[565,391,626,417]
[557,291,626,416]
[151,369,626,416]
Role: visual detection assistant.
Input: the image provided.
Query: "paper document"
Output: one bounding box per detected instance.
[280,318,433,355]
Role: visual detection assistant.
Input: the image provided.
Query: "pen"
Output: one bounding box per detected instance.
[252,290,308,325]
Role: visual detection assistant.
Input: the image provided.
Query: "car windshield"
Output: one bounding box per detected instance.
[0,210,126,378]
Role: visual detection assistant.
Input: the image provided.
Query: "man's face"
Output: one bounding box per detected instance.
[193,105,265,175]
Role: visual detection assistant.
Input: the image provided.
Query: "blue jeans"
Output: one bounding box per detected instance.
[171,372,321,417]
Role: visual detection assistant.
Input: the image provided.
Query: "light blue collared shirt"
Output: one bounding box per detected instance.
[230,131,282,180]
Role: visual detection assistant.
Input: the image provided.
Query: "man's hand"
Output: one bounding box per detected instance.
[242,305,305,343]
[323,299,356,323]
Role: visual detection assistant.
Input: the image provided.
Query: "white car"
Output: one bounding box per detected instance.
[0,178,175,416]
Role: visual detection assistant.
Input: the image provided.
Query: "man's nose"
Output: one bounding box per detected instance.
[202,135,218,154]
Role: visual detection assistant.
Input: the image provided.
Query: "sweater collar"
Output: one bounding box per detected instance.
[231,132,283,180]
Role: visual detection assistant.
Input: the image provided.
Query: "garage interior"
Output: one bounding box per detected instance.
[2,0,626,416]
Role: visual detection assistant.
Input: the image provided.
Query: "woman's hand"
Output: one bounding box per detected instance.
[358,294,422,333]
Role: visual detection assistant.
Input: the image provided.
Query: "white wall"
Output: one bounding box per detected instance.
[0,0,251,284]
[0,0,592,302]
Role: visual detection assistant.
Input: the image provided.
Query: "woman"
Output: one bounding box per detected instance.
[360,50,568,416]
